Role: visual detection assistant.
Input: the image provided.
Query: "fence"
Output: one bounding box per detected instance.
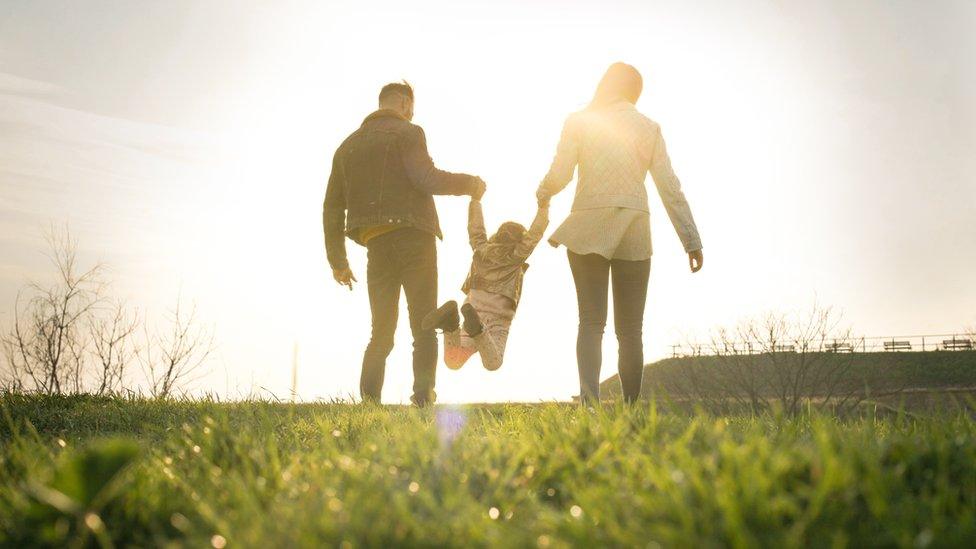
[670,333,975,358]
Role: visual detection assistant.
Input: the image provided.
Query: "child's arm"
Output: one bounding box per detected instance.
[468,199,488,253]
[514,199,550,259]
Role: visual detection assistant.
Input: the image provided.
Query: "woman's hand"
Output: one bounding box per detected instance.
[688,250,703,273]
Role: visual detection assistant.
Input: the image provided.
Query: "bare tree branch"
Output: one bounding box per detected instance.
[662,305,876,416]
[0,226,104,394]
[140,296,214,399]
[89,300,139,395]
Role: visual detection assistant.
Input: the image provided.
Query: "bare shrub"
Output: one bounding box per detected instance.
[2,228,214,398]
[661,306,869,416]
[89,300,139,395]
[140,298,214,399]
[1,228,104,394]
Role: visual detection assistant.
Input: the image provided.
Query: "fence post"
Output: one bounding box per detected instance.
[291,341,299,403]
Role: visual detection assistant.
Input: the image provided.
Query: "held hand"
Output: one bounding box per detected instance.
[537,194,551,208]
[688,250,704,273]
[471,177,487,200]
[332,266,357,290]
[536,187,551,203]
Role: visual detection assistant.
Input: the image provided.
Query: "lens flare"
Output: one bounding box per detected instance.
[435,406,468,448]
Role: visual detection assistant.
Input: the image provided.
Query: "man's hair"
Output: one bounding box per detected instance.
[379,81,414,104]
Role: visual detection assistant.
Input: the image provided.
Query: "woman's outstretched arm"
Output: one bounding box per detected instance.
[536,115,580,201]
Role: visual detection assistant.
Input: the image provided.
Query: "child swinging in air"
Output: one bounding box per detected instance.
[422,190,550,371]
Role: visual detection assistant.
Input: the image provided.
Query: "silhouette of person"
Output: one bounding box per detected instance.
[537,63,704,403]
[324,81,486,406]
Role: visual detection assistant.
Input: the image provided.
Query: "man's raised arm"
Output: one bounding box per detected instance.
[401,125,481,196]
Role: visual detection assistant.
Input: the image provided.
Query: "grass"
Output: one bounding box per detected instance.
[602,351,976,403]
[2,394,975,547]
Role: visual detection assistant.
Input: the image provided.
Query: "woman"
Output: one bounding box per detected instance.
[536,62,704,403]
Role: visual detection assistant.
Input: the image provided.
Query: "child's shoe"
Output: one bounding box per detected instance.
[422,301,460,332]
[460,303,484,336]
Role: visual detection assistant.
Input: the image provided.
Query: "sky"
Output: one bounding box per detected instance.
[1,0,974,403]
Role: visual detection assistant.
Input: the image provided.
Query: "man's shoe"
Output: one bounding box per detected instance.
[410,390,436,408]
[460,303,484,337]
[422,301,459,332]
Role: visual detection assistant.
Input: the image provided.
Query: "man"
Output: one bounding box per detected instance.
[323,81,486,406]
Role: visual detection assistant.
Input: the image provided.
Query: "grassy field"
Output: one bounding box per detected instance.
[2,395,976,548]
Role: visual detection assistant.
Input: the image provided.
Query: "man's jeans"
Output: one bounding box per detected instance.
[567,251,651,403]
[362,228,438,405]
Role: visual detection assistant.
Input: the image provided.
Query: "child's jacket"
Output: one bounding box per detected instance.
[461,201,549,308]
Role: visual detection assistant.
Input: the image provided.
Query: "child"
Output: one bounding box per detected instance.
[422,193,550,371]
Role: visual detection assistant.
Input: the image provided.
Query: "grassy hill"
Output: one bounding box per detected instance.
[600,351,976,406]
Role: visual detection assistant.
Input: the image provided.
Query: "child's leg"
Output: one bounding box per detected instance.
[472,331,501,371]
[460,293,516,372]
[473,317,512,371]
[443,329,476,370]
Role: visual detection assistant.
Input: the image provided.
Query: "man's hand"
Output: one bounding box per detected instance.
[538,194,551,208]
[471,177,486,200]
[688,250,704,273]
[332,266,357,290]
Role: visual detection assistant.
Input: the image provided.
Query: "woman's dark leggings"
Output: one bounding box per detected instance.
[567,251,651,403]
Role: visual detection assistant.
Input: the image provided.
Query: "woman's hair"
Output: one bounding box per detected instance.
[489,221,527,249]
[588,63,643,110]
